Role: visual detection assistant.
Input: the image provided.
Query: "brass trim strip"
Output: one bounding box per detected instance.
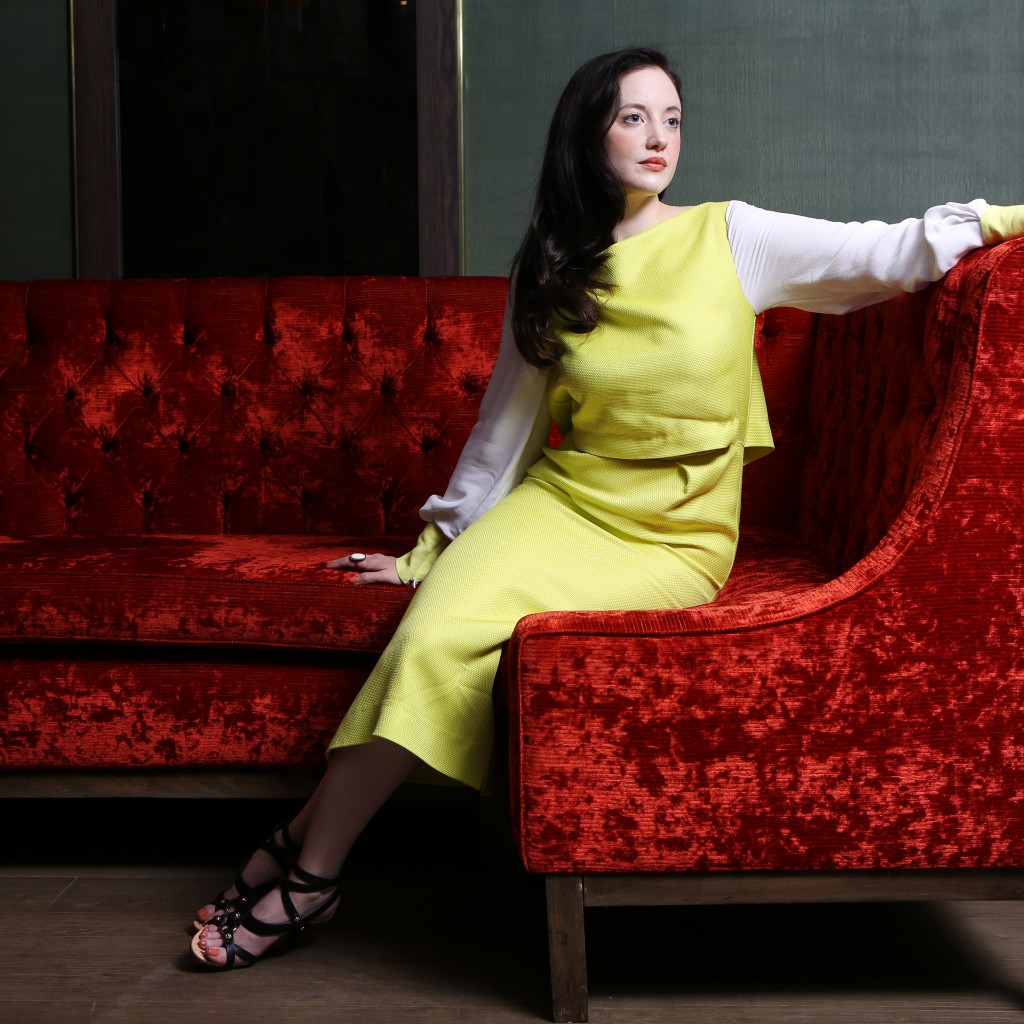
[67,0,80,276]
[455,0,465,274]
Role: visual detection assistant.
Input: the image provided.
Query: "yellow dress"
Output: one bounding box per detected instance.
[328,203,773,791]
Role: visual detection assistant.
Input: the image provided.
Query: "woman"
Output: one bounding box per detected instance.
[191,45,1023,969]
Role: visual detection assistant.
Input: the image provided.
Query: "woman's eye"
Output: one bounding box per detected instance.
[623,112,642,124]
[666,117,680,129]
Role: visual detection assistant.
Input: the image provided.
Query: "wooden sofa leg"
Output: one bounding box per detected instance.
[546,874,588,1023]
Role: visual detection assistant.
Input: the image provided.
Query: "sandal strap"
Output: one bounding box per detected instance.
[257,819,301,874]
[225,820,301,906]
[211,903,294,945]
[223,874,279,914]
[278,866,341,934]
[285,862,342,891]
[216,869,340,944]
[220,937,260,968]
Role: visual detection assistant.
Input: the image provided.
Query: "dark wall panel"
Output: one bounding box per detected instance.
[0,0,74,279]
[118,0,418,278]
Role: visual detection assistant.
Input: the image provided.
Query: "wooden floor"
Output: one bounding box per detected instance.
[5,794,1024,1023]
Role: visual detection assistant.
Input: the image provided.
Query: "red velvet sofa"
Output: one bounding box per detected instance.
[2,244,1024,1021]
[497,239,1024,1020]
[0,274,507,794]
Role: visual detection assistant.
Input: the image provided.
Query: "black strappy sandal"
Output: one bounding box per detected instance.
[190,865,341,970]
[192,820,301,931]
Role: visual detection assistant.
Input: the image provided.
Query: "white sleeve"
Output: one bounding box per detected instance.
[726,198,989,315]
[418,298,553,539]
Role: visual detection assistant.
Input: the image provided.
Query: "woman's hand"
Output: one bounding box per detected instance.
[326,552,403,586]
[981,204,1024,245]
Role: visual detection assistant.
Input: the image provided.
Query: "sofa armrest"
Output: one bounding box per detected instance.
[504,238,1024,876]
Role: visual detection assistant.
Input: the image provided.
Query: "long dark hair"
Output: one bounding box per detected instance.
[509,46,683,367]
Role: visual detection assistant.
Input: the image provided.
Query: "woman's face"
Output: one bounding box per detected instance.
[603,66,682,202]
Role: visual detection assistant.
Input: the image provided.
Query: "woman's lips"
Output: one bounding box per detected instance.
[640,158,667,170]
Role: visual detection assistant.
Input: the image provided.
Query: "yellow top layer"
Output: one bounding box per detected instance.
[547,201,774,464]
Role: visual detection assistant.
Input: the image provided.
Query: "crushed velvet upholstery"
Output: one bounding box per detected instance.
[0,275,505,771]
[503,239,1024,876]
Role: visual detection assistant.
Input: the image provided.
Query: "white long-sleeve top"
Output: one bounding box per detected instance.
[416,199,989,545]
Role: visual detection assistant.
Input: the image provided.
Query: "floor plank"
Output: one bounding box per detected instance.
[3,796,1024,1023]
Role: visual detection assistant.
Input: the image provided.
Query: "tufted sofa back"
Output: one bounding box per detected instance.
[0,272,947,561]
[0,276,509,537]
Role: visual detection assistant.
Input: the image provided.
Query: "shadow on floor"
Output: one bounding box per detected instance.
[8,795,1024,1015]
[582,899,1024,1006]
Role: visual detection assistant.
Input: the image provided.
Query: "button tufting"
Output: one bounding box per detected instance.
[459,372,485,396]
[0,277,513,538]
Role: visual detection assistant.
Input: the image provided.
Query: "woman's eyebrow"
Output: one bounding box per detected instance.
[617,102,682,113]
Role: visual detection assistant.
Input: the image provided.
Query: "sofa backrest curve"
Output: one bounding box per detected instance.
[795,248,986,574]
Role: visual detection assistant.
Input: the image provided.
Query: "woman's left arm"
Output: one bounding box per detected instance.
[728,198,1024,315]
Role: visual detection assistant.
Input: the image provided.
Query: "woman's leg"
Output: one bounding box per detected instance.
[194,738,419,966]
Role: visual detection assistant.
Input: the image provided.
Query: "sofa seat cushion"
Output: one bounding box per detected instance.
[0,534,416,651]
[714,527,835,608]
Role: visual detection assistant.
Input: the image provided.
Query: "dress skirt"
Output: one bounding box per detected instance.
[327,437,745,791]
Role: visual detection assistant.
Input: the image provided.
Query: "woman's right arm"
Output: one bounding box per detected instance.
[415,297,554,540]
[335,297,553,586]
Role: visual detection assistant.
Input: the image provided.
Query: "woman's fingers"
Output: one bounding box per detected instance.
[326,551,375,570]
[325,552,403,586]
[349,567,402,586]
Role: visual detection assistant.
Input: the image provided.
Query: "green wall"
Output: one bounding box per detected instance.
[0,0,74,279]
[3,2,1021,282]
[463,0,1024,276]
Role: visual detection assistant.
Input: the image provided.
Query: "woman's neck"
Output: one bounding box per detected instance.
[613,197,681,243]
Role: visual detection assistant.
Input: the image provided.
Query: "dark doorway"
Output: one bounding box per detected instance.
[116,0,418,278]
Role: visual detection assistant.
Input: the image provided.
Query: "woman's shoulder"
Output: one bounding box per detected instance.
[655,201,733,232]
[661,201,741,224]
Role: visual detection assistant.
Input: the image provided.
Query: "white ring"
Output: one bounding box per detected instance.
[350,553,366,563]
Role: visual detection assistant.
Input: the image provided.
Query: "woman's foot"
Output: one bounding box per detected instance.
[191,866,340,970]
[193,820,301,931]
